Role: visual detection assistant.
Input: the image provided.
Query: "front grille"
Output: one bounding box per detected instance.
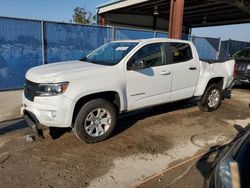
[238,63,247,71]
[24,80,39,101]
[236,61,250,80]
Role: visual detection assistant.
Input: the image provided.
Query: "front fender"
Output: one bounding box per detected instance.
[72,89,126,112]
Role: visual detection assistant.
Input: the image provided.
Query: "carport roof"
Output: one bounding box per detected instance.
[97,0,250,29]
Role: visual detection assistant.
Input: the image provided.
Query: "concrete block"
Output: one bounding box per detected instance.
[0,90,23,122]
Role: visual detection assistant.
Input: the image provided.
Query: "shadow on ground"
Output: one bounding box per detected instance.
[0,119,27,135]
[112,98,196,138]
[0,99,196,140]
[233,83,250,90]
[49,127,72,139]
[47,99,197,140]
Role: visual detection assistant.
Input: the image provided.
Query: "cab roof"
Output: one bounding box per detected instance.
[113,38,191,45]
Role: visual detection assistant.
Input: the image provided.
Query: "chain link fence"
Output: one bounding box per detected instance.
[45,22,112,64]
[0,17,42,90]
[114,28,154,40]
[0,17,227,91]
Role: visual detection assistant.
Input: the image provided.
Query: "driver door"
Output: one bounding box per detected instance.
[126,42,172,110]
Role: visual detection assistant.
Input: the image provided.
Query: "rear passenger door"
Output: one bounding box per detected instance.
[168,42,200,101]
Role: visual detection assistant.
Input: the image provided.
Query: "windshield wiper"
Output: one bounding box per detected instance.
[79,57,88,62]
[79,57,97,64]
[79,57,116,66]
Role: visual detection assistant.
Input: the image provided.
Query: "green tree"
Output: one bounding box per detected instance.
[72,7,95,24]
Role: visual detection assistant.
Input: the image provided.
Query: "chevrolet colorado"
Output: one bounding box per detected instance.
[21,38,235,143]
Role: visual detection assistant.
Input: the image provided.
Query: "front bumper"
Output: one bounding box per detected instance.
[237,78,250,84]
[21,92,75,128]
[237,72,250,84]
[23,111,45,138]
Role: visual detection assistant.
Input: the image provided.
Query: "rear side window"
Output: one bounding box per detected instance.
[169,43,193,63]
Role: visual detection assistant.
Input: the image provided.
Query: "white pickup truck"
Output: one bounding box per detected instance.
[22,38,235,143]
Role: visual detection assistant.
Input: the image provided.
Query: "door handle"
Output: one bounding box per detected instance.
[160,70,171,75]
[189,67,197,70]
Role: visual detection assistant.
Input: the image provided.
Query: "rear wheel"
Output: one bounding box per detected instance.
[73,99,117,143]
[198,84,222,112]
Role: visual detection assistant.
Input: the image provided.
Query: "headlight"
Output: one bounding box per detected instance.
[37,82,69,96]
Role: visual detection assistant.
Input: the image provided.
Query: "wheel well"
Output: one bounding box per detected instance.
[72,91,121,126]
[206,77,224,90]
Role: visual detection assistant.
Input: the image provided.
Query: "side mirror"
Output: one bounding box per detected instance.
[216,159,241,188]
[130,59,146,70]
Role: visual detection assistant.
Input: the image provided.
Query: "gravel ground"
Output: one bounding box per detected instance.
[0,87,249,188]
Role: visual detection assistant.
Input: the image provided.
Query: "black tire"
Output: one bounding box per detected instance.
[198,84,222,112]
[73,99,117,143]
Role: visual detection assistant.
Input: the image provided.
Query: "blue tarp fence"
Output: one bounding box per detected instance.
[0,16,227,90]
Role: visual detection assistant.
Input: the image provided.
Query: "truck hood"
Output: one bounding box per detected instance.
[26,60,105,83]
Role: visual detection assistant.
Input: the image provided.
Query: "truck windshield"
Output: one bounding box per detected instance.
[81,42,138,65]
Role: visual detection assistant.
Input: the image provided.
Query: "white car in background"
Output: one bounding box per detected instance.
[21,38,235,143]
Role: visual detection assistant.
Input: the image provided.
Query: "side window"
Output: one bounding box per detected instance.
[128,43,166,69]
[169,43,193,63]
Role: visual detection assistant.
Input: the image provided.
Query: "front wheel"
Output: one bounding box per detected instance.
[73,99,117,143]
[198,84,222,112]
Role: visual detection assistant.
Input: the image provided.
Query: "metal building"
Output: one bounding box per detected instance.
[97,0,250,39]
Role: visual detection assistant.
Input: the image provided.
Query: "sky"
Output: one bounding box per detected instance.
[0,0,106,22]
[192,24,250,42]
[0,0,250,42]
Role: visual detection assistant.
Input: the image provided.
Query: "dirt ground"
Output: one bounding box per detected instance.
[0,87,249,188]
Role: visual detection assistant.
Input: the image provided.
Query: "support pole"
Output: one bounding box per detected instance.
[112,27,116,41]
[99,15,106,26]
[216,37,221,60]
[153,16,157,30]
[168,0,185,39]
[41,21,46,65]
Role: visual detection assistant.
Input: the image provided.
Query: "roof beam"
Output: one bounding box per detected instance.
[211,0,250,15]
[131,0,167,10]
[139,2,170,12]
[98,0,149,14]
[186,12,246,24]
[191,18,250,27]
[184,9,240,19]
[184,1,224,11]
[184,4,232,15]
